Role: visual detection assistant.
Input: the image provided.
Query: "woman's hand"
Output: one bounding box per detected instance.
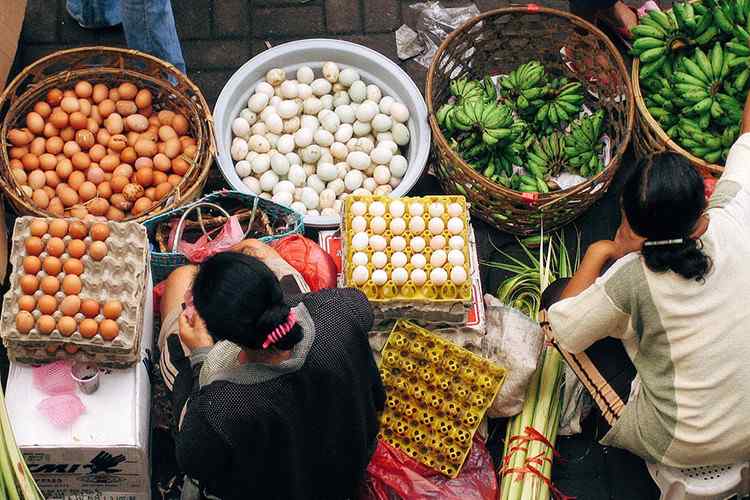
[614,220,646,258]
[178,310,214,351]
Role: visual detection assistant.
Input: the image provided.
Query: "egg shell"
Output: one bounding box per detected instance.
[371,251,388,269]
[408,203,424,216]
[370,216,386,235]
[351,215,368,233]
[410,237,426,253]
[447,217,464,235]
[390,236,407,252]
[429,202,445,218]
[448,249,466,267]
[368,201,385,216]
[352,232,369,250]
[389,200,405,217]
[430,250,447,267]
[350,201,367,216]
[352,252,369,266]
[450,266,468,285]
[428,217,445,235]
[430,235,446,250]
[390,251,408,268]
[389,217,406,235]
[369,235,387,252]
[371,269,388,286]
[447,202,463,217]
[430,267,448,286]
[408,217,425,234]
[391,267,408,286]
[410,253,426,269]
[411,268,427,286]
[352,265,369,285]
[449,235,465,250]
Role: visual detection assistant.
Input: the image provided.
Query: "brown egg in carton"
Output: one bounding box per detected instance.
[1,217,148,355]
[5,338,142,369]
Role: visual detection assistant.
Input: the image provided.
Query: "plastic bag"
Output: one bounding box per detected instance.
[270,235,337,292]
[169,215,245,263]
[362,437,497,500]
[481,295,544,418]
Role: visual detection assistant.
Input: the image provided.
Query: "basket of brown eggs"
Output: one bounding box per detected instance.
[0,46,215,221]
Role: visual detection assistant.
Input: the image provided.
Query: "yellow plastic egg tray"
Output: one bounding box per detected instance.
[378,320,506,478]
[342,195,472,303]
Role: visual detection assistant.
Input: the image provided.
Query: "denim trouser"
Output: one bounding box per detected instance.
[66,0,186,74]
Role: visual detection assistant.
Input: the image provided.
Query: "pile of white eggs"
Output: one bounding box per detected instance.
[230,62,412,217]
[347,198,469,296]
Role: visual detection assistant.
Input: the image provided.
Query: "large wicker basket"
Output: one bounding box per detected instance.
[426,6,635,235]
[631,59,723,177]
[0,46,215,221]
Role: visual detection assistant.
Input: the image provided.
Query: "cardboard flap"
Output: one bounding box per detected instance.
[0,0,27,91]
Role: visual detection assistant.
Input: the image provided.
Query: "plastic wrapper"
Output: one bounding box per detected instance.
[481,295,544,418]
[33,361,76,395]
[361,437,497,500]
[396,2,480,68]
[271,235,338,292]
[169,215,245,263]
[37,394,85,428]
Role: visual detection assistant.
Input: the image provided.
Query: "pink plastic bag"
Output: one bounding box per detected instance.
[168,214,245,263]
[33,361,76,395]
[362,437,498,500]
[38,394,85,427]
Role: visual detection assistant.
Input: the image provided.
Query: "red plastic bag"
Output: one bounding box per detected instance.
[704,177,717,200]
[271,235,338,292]
[361,437,498,500]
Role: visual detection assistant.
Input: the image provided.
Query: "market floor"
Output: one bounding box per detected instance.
[10,1,662,498]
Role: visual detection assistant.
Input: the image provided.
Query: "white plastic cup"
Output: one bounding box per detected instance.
[71,362,100,395]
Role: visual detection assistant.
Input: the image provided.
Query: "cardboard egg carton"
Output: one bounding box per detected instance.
[4,335,142,369]
[342,195,472,305]
[1,217,148,357]
[378,320,505,478]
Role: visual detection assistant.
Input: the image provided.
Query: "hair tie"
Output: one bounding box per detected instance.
[261,310,297,349]
[643,238,684,247]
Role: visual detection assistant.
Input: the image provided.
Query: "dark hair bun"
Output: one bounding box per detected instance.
[642,240,711,282]
[254,304,303,351]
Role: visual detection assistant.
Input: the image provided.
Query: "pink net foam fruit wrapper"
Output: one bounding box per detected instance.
[38,394,85,428]
[33,361,76,395]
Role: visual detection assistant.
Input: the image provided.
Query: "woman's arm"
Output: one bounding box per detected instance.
[561,241,622,299]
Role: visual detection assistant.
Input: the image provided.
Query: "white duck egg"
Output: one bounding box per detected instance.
[291,201,307,215]
[370,147,393,166]
[391,267,408,286]
[275,134,294,154]
[270,153,290,176]
[269,95,282,107]
[232,117,251,138]
[411,268,427,286]
[332,91,350,107]
[348,81,367,103]
[409,202,424,216]
[429,202,445,218]
[344,170,364,192]
[371,269,388,286]
[307,209,320,216]
[287,165,307,187]
[264,114,283,135]
[231,137,249,161]
[301,145,322,164]
[347,151,371,171]
[249,134,271,153]
[350,201,367,216]
[363,177,377,193]
[300,187,320,209]
[247,93,269,113]
[316,162,337,182]
[428,217,444,235]
[356,137,375,154]
[447,202,463,217]
[430,250,447,268]
[391,236,407,252]
[352,232,369,250]
[352,252,368,267]
[321,113,341,133]
[335,105,356,124]
[296,66,314,84]
[272,179,295,195]
[410,236,426,253]
[376,132,394,144]
[335,123,354,142]
[287,152,302,166]
[314,129,334,147]
[265,132,279,148]
[242,176,261,194]
[369,235,387,252]
[251,153,271,174]
[371,251,387,269]
[251,122,267,135]
[389,217,406,235]
[320,94,334,110]
[328,178,345,196]
[356,100,379,122]
[392,123,410,146]
[409,217,425,234]
[364,84,380,102]
[235,160,252,178]
[297,84,313,100]
[370,216,386,234]
[280,80,298,99]
[353,121,372,137]
[319,189,336,209]
[374,185,392,196]
[430,267,448,286]
[450,266,468,285]
[389,200,405,217]
[371,113,393,133]
[255,81,275,96]
[303,97,323,116]
[447,217,464,235]
[373,165,391,185]
[449,235,465,250]
[307,174,326,194]
[447,249,465,266]
[240,109,257,125]
[339,68,360,87]
[322,62,340,83]
[390,102,410,123]
[379,96,395,114]
[430,235,446,250]
[311,78,332,96]
[352,265,369,286]
[351,215,367,233]
[272,191,293,206]
[277,100,300,119]
[368,201,386,217]
[259,170,279,192]
[265,68,285,86]
[330,142,348,161]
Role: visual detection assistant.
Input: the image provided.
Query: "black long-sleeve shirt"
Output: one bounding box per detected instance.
[172,288,385,500]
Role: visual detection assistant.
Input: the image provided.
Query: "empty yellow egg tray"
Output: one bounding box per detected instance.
[378,320,506,478]
[342,195,472,303]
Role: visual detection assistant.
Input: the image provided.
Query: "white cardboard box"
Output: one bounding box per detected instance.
[6,277,154,500]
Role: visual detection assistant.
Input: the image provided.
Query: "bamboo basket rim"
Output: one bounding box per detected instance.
[425,5,635,209]
[631,58,724,176]
[0,46,216,222]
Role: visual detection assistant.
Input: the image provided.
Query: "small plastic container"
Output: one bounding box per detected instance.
[71,362,100,394]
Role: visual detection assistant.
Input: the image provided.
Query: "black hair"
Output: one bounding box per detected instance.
[621,153,711,282]
[191,252,303,351]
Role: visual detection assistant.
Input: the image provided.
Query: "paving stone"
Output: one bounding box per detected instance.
[253,0,322,5]
[59,14,125,44]
[182,40,252,70]
[254,6,324,37]
[174,0,212,40]
[338,33,398,63]
[21,0,58,43]
[214,0,250,37]
[324,0,362,34]
[18,44,76,69]
[364,0,400,32]
[188,69,235,107]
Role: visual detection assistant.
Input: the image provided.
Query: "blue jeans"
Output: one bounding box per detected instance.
[66,0,186,74]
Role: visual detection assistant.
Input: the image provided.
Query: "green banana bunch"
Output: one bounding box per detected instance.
[451,101,515,146]
[449,78,484,103]
[527,132,569,181]
[632,8,691,79]
[500,60,549,117]
[565,110,606,177]
[534,79,584,133]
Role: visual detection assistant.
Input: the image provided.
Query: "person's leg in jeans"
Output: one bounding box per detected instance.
[121,0,186,74]
[66,0,122,28]
[541,277,636,436]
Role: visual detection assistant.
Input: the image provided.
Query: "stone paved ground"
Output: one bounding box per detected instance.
[12,1,669,499]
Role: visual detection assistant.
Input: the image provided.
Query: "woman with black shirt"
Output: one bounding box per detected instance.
[158,240,385,499]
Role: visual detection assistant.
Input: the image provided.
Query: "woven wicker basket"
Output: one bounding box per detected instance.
[631,59,724,177]
[426,6,635,235]
[0,46,215,221]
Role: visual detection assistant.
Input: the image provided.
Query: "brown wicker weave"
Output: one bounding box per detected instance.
[631,59,724,177]
[0,46,215,222]
[426,6,635,235]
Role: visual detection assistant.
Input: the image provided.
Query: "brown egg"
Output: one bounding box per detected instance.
[168,174,183,187]
[118,82,138,100]
[48,197,65,216]
[90,223,110,241]
[116,100,138,116]
[80,299,100,319]
[125,114,149,133]
[19,275,39,295]
[67,238,87,259]
[74,80,93,98]
[46,343,60,353]
[157,110,175,126]
[134,167,154,188]
[121,147,138,165]
[45,136,63,155]
[164,138,182,160]
[78,181,97,202]
[89,241,108,261]
[62,275,82,295]
[79,318,98,338]
[39,153,58,171]
[97,181,113,199]
[34,101,52,118]
[60,127,75,142]
[29,219,48,237]
[18,295,36,312]
[134,139,157,157]
[171,157,190,176]
[88,198,110,216]
[57,316,77,337]
[32,189,49,209]
[29,137,46,156]
[40,275,60,295]
[145,187,156,200]
[158,125,177,142]
[7,129,31,146]
[21,153,39,171]
[98,99,115,118]
[46,237,65,258]
[106,206,125,221]
[22,255,41,275]
[78,99,92,117]
[152,170,168,185]
[172,114,189,136]
[102,300,123,319]
[75,129,95,150]
[37,315,56,334]
[132,196,153,216]
[47,88,63,106]
[11,167,27,185]
[56,158,73,179]
[43,122,60,138]
[49,219,69,238]
[60,295,81,316]
[43,256,63,276]
[152,153,171,172]
[43,186,56,200]
[110,175,129,194]
[99,319,119,340]
[88,144,106,163]
[9,146,28,159]
[26,112,45,135]
[25,236,44,256]
[37,294,58,315]
[104,113,124,134]
[154,182,173,200]
[135,89,152,109]
[64,344,79,354]
[110,193,132,212]
[64,258,84,277]
[67,221,87,240]
[60,96,80,114]
[49,110,69,129]
[16,311,34,334]
[59,187,80,208]
[71,152,91,170]
[68,171,86,191]
[99,154,120,173]
[92,84,108,103]
[96,129,111,147]
[69,111,87,130]
[45,171,61,189]
[63,89,76,98]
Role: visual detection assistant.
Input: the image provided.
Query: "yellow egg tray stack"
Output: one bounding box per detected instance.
[342,195,472,303]
[378,320,506,478]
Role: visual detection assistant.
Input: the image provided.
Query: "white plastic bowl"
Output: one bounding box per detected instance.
[213,39,430,228]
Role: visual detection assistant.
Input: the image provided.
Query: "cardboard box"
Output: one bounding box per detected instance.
[0,0,26,91]
[6,277,154,500]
